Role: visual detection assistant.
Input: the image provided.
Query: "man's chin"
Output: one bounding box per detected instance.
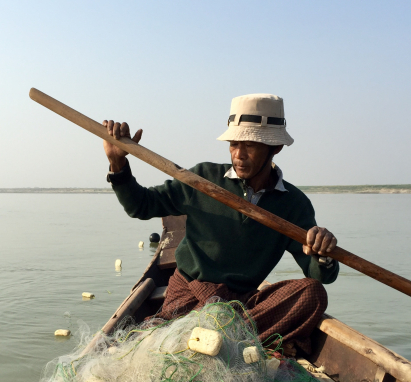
[235,169,252,179]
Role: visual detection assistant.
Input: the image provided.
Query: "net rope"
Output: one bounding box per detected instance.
[42,299,318,382]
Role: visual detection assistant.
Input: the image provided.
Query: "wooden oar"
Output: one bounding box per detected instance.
[29,87,411,297]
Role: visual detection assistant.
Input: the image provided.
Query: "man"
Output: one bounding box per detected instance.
[104,93,339,355]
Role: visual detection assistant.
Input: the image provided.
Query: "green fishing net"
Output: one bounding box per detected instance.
[42,300,319,382]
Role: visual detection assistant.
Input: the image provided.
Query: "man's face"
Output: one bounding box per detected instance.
[229,141,271,179]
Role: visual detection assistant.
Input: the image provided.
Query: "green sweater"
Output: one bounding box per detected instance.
[111,161,339,293]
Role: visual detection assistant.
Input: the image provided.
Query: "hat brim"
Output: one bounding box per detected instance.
[217,125,294,146]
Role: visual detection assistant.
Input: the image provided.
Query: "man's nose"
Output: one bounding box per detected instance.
[235,146,247,159]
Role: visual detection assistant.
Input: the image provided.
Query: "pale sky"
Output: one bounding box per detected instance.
[0,0,410,188]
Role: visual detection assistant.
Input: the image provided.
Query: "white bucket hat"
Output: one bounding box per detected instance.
[217,93,294,146]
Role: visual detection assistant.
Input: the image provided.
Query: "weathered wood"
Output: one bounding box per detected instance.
[29,88,411,297]
[310,314,411,382]
[104,278,156,332]
[161,229,186,250]
[309,328,380,381]
[162,215,187,232]
[158,247,178,269]
[374,367,393,382]
[157,218,186,268]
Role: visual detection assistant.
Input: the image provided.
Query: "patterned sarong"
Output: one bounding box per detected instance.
[151,269,328,354]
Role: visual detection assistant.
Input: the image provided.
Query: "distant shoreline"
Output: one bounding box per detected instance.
[298,185,411,194]
[0,188,114,194]
[1,185,411,194]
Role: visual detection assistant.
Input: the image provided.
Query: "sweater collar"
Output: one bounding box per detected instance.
[224,163,288,192]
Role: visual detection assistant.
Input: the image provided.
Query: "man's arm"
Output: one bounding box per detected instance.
[103,120,193,220]
[285,194,339,284]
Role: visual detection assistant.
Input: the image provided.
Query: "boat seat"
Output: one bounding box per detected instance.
[148,286,167,302]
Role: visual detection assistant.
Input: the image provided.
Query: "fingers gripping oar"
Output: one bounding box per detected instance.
[29,87,411,297]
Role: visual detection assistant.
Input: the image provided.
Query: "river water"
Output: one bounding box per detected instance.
[0,193,410,381]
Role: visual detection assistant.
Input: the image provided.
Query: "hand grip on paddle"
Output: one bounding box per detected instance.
[29,87,411,297]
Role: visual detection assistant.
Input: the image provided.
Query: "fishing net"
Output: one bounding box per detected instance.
[42,299,318,382]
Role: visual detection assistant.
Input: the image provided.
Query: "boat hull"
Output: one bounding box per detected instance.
[97,215,411,382]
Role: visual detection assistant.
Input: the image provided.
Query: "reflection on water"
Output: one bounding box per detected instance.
[53,336,71,344]
[0,193,410,382]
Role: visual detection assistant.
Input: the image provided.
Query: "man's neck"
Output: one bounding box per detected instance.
[246,164,274,192]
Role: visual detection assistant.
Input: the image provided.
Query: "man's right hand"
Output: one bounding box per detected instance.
[102,120,143,172]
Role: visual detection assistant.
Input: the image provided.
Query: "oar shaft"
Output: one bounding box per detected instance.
[29,88,411,297]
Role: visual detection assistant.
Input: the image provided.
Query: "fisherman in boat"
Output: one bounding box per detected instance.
[103,93,339,356]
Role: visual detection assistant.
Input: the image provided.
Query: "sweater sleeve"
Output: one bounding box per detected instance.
[110,160,194,219]
[286,193,339,284]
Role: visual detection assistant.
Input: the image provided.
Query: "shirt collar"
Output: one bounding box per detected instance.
[224,163,288,193]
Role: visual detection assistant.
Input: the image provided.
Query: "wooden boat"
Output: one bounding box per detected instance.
[86,215,411,382]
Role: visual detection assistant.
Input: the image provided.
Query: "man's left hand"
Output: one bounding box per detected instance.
[303,226,337,257]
